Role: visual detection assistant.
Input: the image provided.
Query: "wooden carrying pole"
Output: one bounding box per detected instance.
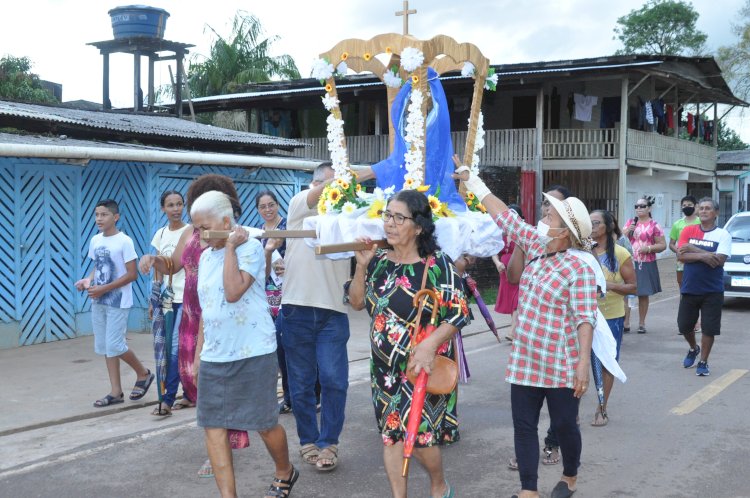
[315,239,389,255]
[200,230,317,240]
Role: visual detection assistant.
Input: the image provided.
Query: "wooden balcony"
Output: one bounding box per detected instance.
[275,128,716,172]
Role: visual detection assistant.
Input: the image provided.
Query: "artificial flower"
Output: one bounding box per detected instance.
[340,181,350,191]
[327,187,342,203]
[428,195,441,213]
[367,199,385,218]
[385,46,393,54]
[341,52,349,61]
[383,68,403,88]
[412,75,419,84]
[484,68,498,91]
[341,201,357,215]
[416,184,430,193]
[461,61,475,78]
[321,93,339,111]
[363,52,372,61]
[355,183,362,192]
[467,192,475,200]
[403,177,416,189]
[477,203,487,213]
[311,58,334,81]
[324,83,333,93]
[336,61,348,75]
[400,47,424,72]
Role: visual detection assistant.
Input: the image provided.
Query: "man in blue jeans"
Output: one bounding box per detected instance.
[280,162,351,472]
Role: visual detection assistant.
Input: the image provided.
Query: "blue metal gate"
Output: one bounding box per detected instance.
[17,166,77,345]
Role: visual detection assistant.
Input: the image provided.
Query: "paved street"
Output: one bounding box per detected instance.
[1,256,749,497]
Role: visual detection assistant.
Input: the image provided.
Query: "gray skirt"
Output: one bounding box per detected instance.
[197,352,279,432]
[634,260,662,297]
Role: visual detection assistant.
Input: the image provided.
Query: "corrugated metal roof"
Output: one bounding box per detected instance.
[0,100,301,149]
[718,149,750,165]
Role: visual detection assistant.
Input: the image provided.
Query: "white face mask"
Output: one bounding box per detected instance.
[536,220,551,237]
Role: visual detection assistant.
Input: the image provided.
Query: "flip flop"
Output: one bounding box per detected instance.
[591,409,609,427]
[93,393,124,408]
[151,404,172,418]
[550,480,576,498]
[172,399,195,410]
[130,370,155,400]
[198,459,214,478]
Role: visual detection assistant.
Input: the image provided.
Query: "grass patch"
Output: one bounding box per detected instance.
[477,286,497,306]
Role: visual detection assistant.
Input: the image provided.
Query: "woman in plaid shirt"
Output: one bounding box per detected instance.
[453,159,596,498]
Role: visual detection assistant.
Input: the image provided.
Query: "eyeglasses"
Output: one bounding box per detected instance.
[258,202,277,210]
[542,199,551,207]
[591,220,603,227]
[634,204,648,209]
[381,211,413,225]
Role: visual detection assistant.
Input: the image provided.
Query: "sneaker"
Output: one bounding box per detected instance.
[278,401,292,414]
[683,346,701,368]
[696,361,710,376]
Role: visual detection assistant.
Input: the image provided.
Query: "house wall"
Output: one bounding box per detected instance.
[0,157,306,349]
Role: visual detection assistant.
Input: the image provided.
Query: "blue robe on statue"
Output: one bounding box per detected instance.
[372,68,467,212]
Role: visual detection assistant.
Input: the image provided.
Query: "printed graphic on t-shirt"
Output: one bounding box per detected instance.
[93,246,122,307]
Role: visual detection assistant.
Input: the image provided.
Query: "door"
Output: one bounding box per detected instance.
[17,167,77,345]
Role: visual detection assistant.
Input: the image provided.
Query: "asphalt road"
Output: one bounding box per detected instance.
[1,295,749,498]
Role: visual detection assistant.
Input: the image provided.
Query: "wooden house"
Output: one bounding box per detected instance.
[0,100,316,348]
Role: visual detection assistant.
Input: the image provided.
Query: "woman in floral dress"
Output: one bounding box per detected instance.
[350,190,470,498]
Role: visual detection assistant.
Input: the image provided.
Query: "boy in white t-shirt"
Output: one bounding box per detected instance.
[75,199,154,407]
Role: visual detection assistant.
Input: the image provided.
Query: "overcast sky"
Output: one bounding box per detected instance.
[2,0,748,137]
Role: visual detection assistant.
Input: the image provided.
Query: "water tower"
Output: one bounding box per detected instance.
[87,5,194,115]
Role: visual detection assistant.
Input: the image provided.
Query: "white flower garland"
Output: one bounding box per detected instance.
[336,61,348,75]
[400,47,424,72]
[470,111,485,174]
[403,88,425,189]
[485,72,499,90]
[461,62,475,78]
[383,68,403,88]
[321,94,339,112]
[311,58,334,80]
[325,113,351,183]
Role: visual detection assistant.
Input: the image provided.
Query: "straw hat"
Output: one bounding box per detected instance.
[542,193,592,242]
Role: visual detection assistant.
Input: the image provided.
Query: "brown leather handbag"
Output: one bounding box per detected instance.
[405,262,459,395]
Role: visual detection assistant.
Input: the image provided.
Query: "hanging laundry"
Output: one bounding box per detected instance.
[652,99,666,134]
[574,93,598,121]
[599,97,621,128]
[645,101,654,125]
[687,113,694,134]
[666,105,674,129]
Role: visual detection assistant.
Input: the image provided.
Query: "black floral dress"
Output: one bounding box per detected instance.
[364,249,470,447]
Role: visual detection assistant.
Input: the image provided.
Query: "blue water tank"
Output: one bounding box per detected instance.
[108,5,170,39]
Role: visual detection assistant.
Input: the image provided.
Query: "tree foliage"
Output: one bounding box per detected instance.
[0,55,58,103]
[718,123,748,151]
[613,0,707,56]
[188,12,300,98]
[717,1,750,100]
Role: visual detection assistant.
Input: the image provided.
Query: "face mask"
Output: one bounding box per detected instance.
[536,220,550,237]
[682,206,695,216]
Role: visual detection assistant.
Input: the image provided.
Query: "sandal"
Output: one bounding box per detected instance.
[440,480,455,498]
[93,393,124,408]
[151,404,172,417]
[542,445,560,465]
[591,408,608,427]
[197,458,213,478]
[315,444,338,472]
[172,398,195,410]
[637,325,647,334]
[265,466,299,498]
[299,443,319,465]
[129,370,155,400]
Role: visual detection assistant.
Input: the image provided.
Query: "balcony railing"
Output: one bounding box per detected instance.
[276,127,715,171]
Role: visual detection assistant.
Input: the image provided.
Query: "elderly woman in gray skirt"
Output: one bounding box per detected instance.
[191,190,298,498]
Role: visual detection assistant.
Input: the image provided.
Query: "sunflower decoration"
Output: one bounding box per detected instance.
[464,190,486,213]
[318,178,368,215]
[428,194,455,220]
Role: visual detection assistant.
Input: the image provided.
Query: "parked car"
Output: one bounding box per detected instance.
[723,211,750,299]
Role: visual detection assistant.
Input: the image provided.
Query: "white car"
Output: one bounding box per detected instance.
[723,211,750,299]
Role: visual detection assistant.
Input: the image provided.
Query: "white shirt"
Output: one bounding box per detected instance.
[88,232,137,309]
[197,238,276,363]
[574,93,598,122]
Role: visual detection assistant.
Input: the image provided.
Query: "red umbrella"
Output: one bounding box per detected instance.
[402,288,440,477]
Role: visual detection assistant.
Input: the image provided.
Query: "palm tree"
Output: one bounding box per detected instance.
[188,12,300,98]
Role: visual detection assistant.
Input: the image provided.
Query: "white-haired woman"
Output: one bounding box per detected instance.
[191,190,298,498]
[453,158,596,498]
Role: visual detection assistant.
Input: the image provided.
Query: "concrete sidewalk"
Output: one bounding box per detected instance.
[0,255,680,438]
[0,301,511,437]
